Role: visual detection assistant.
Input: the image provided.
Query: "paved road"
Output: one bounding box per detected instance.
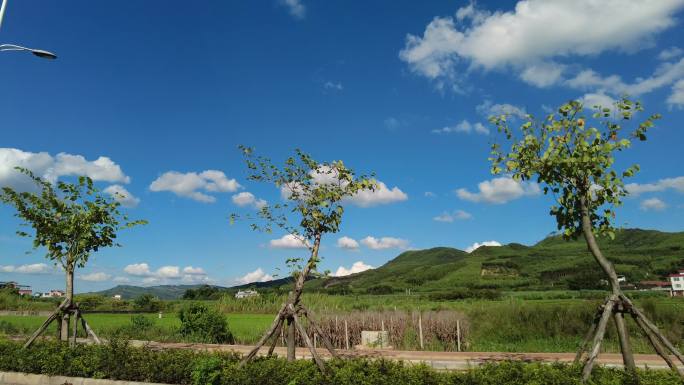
[128,340,682,371]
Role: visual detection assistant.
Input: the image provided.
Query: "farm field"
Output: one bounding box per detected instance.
[2,296,683,354]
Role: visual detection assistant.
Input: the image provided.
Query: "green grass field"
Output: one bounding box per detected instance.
[0,313,274,344]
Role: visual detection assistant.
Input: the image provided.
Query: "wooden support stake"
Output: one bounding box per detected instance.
[456,320,461,352]
[292,311,326,373]
[632,312,683,377]
[418,313,424,350]
[581,298,615,382]
[344,320,349,350]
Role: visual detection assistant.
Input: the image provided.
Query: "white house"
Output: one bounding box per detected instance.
[235,289,259,299]
[112,294,122,300]
[668,270,684,297]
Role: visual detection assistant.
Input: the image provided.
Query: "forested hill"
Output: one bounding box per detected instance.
[88,229,684,299]
[312,229,684,293]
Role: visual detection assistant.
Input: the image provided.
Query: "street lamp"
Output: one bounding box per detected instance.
[0,0,57,59]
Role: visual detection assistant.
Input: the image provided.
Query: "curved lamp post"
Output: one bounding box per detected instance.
[0,0,57,59]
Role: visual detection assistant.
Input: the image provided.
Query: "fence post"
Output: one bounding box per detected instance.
[313,331,317,348]
[418,313,424,350]
[456,319,461,352]
[381,319,385,332]
[344,319,349,350]
[335,316,339,348]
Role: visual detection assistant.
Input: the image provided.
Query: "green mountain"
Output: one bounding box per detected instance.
[312,229,684,293]
[86,284,227,300]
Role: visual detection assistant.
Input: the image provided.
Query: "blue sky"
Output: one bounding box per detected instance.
[1,0,683,293]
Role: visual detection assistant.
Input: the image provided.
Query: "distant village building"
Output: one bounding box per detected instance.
[0,281,19,290]
[17,287,32,296]
[669,270,684,297]
[112,294,122,300]
[48,290,65,298]
[235,289,259,299]
[638,280,672,292]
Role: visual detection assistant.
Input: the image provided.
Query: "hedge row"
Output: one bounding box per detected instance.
[0,339,681,385]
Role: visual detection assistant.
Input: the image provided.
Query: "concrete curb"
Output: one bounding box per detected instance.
[0,372,172,385]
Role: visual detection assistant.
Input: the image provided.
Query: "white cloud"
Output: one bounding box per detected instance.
[384,117,401,129]
[659,46,683,61]
[123,263,209,284]
[149,170,240,203]
[183,266,206,275]
[0,263,51,274]
[156,266,181,279]
[625,176,684,196]
[237,268,274,285]
[565,57,684,96]
[579,93,616,110]
[424,191,436,198]
[231,191,267,209]
[79,272,111,282]
[280,0,305,19]
[668,79,684,108]
[269,234,310,249]
[400,1,684,88]
[337,236,360,250]
[432,120,489,135]
[113,276,130,283]
[433,209,472,222]
[456,177,540,204]
[53,153,130,184]
[323,81,343,91]
[476,101,527,119]
[465,240,502,253]
[0,148,130,192]
[519,62,565,88]
[360,236,409,250]
[640,198,667,211]
[347,181,408,207]
[123,263,153,276]
[333,261,374,277]
[103,184,140,208]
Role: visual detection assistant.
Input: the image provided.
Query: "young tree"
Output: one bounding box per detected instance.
[0,168,146,347]
[233,147,376,371]
[489,99,683,381]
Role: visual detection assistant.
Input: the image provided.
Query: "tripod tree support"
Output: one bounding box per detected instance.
[0,167,146,348]
[489,98,683,382]
[232,147,376,370]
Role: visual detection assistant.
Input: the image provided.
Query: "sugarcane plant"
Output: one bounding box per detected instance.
[489,98,683,381]
[0,167,146,348]
[232,146,376,372]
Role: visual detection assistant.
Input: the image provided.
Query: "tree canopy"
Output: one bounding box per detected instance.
[489,98,659,240]
[0,167,146,270]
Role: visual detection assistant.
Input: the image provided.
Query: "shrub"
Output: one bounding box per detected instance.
[178,303,234,344]
[134,294,161,312]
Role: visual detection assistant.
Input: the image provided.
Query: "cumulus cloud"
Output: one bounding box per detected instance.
[323,81,343,91]
[565,58,684,97]
[0,148,130,192]
[269,234,310,249]
[400,1,684,88]
[123,263,210,285]
[347,181,408,207]
[0,263,51,274]
[579,93,616,110]
[113,276,130,283]
[231,192,267,209]
[103,185,140,208]
[333,261,374,277]
[280,0,305,19]
[79,272,111,282]
[476,101,527,119]
[360,236,409,250]
[432,120,489,135]
[640,198,667,211]
[237,268,274,285]
[625,176,684,196]
[456,177,540,204]
[465,240,502,253]
[149,170,240,203]
[659,47,683,61]
[433,209,472,222]
[337,236,360,250]
[668,79,684,108]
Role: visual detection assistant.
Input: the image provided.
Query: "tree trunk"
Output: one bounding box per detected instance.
[61,267,75,342]
[579,197,636,374]
[287,317,296,361]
